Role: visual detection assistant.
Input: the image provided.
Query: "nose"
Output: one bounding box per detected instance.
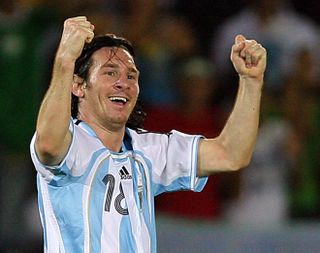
[113,75,129,90]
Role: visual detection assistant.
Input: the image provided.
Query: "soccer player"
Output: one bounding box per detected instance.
[30,16,266,252]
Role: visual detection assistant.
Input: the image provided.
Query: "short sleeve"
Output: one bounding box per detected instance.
[144,130,208,196]
[30,119,102,186]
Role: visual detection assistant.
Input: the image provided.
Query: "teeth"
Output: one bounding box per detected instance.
[109,96,127,103]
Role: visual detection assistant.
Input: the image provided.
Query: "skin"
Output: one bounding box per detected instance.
[197,35,266,176]
[35,16,95,165]
[72,47,140,151]
[35,16,267,177]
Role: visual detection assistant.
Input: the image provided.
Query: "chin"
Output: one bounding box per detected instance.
[110,116,129,126]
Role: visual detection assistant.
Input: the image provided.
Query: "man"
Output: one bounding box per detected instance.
[30,16,266,253]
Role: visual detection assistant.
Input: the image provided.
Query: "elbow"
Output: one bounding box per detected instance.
[228,153,253,171]
[218,138,253,172]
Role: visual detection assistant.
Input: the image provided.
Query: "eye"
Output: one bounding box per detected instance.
[128,73,137,80]
[106,71,116,76]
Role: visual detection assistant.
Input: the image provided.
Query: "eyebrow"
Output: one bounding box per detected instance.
[101,62,140,75]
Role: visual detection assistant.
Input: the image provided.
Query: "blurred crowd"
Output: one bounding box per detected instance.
[0,0,320,252]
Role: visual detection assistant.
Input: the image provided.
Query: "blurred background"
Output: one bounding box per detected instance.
[0,0,320,252]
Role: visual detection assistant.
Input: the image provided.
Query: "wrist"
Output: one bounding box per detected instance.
[239,75,264,93]
[239,73,264,82]
[239,74,264,87]
[54,53,76,72]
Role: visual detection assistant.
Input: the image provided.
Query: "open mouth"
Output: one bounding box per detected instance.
[109,96,128,105]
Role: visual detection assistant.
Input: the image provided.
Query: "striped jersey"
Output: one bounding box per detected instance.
[30,119,207,253]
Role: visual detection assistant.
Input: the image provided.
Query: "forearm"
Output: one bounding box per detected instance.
[219,75,263,167]
[198,35,266,176]
[34,17,95,165]
[35,56,74,162]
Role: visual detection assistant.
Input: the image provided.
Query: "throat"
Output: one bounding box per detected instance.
[102,132,124,152]
[91,123,126,152]
[77,115,127,152]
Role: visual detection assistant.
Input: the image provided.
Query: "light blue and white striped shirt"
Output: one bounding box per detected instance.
[30,119,207,253]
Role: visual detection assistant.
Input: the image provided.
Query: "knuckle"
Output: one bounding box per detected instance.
[251,52,258,59]
[245,39,256,45]
[64,19,70,26]
[245,48,254,55]
[64,20,76,28]
[65,17,76,24]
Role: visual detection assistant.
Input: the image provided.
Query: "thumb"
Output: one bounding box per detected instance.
[235,34,246,44]
[232,34,246,54]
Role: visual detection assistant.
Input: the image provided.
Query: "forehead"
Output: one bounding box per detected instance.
[91,47,136,68]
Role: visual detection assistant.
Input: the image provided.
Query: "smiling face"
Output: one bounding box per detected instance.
[75,46,140,131]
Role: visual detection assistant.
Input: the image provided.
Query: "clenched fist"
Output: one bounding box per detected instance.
[231,35,267,81]
[57,16,95,62]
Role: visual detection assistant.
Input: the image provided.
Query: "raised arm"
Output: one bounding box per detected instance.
[35,17,94,165]
[197,35,267,176]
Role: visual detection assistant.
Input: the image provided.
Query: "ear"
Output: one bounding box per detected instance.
[71,75,86,98]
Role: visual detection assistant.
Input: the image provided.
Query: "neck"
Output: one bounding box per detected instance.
[79,116,126,152]
[95,125,125,152]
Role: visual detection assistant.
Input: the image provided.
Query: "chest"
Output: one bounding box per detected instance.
[87,154,151,219]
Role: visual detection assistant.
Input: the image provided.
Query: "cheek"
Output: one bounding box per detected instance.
[130,85,139,109]
[131,83,140,98]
